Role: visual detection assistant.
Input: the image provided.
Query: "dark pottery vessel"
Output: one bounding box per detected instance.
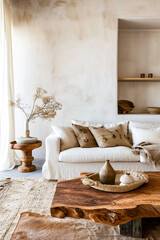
[99,160,116,185]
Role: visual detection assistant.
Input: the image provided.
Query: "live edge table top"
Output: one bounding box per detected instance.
[51,172,160,226]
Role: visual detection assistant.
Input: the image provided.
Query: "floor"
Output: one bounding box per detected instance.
[0,158,45,179]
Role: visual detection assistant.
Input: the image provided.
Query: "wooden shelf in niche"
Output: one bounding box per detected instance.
[118,113,160,115]
[118,77,160,82]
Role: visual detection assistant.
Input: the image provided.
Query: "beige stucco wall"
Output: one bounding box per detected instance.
[10,0,160,158]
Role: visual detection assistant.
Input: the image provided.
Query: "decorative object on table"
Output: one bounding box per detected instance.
[118,100,135,114]
[99,160,116,185]
[10,140,42,172]
[120,172,134,186]
[148,73,153,78]
[10,88,62,144]
[81,171,149,193]
[146,107,160,114]
[140,73,145,78]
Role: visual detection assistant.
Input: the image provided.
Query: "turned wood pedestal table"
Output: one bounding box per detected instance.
[10,140,42,172]
[51,172,160,238]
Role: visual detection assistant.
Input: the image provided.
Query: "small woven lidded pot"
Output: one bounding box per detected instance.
[99,160,116,185]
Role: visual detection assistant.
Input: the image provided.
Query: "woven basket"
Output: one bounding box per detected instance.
[81,171,149,193]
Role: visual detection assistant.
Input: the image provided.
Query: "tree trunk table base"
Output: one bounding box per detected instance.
[10,141,42,173]
[51,172,160,238]
[120,218,142,238]
[120,217,160,238]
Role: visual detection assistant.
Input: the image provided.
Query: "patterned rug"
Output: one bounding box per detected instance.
[0,178,57,240]
[0,178,159,240]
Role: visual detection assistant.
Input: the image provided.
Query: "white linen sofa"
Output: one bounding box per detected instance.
[42,121,160,180]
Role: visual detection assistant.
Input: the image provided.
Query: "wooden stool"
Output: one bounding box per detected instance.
[10,141,42,172]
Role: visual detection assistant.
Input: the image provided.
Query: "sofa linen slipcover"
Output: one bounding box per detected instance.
[42,121,160,180]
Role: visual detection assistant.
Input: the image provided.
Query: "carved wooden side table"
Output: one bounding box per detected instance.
[10,140,42,172]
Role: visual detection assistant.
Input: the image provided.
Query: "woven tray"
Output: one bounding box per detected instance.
[81,170,149,193]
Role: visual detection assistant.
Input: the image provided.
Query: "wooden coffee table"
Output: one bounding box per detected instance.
[51,172,160,238]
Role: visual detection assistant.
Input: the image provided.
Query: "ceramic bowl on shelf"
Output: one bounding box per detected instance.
[118,100,135,114]
[147,107,160,114]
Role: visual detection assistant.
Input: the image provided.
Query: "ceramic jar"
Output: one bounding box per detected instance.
[99,160,116,185]
[120,173,134,186]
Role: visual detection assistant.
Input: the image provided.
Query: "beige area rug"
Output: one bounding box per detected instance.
[0,178,159,240]
[0,178,56,240]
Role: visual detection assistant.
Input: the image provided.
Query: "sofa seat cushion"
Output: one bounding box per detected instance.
[59,146,139,163]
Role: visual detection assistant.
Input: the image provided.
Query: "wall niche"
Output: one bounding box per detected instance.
[118,18,160,114]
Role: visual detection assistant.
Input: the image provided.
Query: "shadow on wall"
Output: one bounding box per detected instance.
[8,0,69,24]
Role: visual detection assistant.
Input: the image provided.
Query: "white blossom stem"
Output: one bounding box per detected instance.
[28,97,37,120]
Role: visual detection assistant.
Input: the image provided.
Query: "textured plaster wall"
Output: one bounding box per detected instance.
[119,31,160,78]
[10,0,160,158]
[118,30,160,113]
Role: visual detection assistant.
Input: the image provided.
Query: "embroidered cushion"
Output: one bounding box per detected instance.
[72,124,98,148]
[89,124,132,148]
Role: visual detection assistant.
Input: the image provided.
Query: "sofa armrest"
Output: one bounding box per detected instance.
[42,132,60,180]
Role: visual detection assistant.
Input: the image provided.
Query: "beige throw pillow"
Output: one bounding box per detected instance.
[52,125,79,151]
[129,121,160,144]
[71,120,103,128]
[89,124,132,148]
[131,126,160,146]
[104,121,129,139]
[72,124,98,148]
[72,120,129,138]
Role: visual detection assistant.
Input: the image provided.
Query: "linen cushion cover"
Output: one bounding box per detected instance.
[71,119,103,128]
[129,121,160,144]
[72,120,129,138]
[89,124,132,148]
[52,125,79,151]
[51,121,129,151]
[104,121,129,138]
[131,126,160,146]
[72,124,98,148]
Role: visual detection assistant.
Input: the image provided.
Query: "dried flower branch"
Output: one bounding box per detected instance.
[10,88,62,138]
[10,87,62,122]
